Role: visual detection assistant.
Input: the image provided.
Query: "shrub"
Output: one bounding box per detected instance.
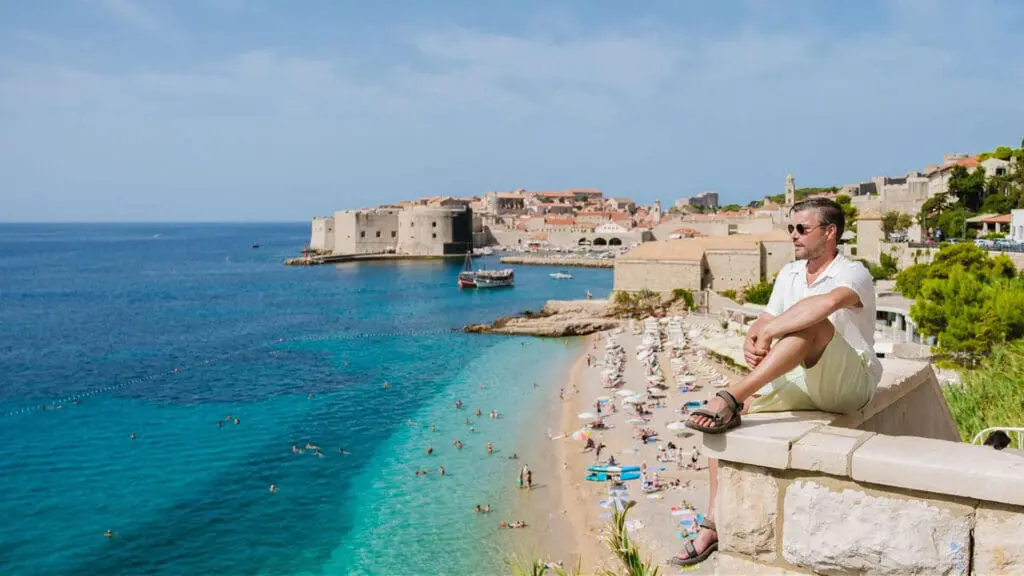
[943,341,1024,448]
[718,289,738,301]
[671,288,695,310]
[741,279,773,305]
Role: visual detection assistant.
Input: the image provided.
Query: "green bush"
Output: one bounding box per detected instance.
[671,288,695,310]
[741,279,773,305]
[718,289,738,301]
[943,341,1024,448]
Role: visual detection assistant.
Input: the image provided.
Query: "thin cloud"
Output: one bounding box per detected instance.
[93,0,179,43]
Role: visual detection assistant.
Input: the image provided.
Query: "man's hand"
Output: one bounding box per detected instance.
[744,323,769,369]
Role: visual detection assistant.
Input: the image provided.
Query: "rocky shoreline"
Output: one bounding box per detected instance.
[463,299,621,337]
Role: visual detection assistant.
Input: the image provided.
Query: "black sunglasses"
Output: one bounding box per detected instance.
[788,223,828,235]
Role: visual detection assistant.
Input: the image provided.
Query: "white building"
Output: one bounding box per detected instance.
[1012,209,1024,243]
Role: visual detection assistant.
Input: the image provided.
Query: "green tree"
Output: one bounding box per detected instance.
[919,194,949,236]
[881,211,914,240]
[720,204,743,212]
[947,165,987,213]
[993,146,1014,161]
[936,207,971,240]
[895,263,930,298]
[835,194,858,227]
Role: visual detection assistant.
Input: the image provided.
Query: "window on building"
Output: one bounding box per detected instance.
[410,222,415,227]
[360,231,365,238]
[391,231,397,238]
[432,233,437,239]
[432,221,437,228]
[376,231,381,238]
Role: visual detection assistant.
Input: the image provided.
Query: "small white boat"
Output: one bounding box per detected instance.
[549,271,574,280]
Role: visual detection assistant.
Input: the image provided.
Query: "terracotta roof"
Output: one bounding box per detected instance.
[756,229,795,242]
[567,188,602,194]
[981,214,1011,224]
[578,211,613,218]
[621,236,761,262]
[610,212,632,221]
[533,191,575,198]
[544,217,576,226]
[958,157,980,168]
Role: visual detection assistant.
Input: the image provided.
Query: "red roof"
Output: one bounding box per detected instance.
[610,212,632,221]
[544,217,576,226]
[981,214,1011,224]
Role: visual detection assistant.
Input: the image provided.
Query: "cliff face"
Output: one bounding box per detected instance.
[464,299,620,337]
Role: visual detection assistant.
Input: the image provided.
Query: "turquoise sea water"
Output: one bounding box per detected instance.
[0,224,612,576]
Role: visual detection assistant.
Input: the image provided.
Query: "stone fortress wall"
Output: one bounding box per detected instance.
[315,207,474,257]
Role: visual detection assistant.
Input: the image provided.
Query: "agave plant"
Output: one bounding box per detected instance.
[507,554,580,576]
[598,500,660,576]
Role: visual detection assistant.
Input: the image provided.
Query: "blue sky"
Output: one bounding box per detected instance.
[1,0,1022,222]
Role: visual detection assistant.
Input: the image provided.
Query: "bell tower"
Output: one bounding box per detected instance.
[785,173,796,206]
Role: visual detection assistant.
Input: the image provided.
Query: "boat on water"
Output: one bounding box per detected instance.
[458,253,514,289]
[549,271,573,280]
[251,242,260,249]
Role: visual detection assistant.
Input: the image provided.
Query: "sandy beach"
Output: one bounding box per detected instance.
[542,315,746,573]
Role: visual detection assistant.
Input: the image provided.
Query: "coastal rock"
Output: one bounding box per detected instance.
[781,479,972,575]
[716,463,778,561]
[974,503,1024,575]
[464,299,621,337]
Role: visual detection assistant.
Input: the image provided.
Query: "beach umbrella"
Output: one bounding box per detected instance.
[615,389,637,397]
[577,412,598,420]
[570,429,592,441]
[624,395,643,404]
[666,422,689,431]
[595,395,612,402]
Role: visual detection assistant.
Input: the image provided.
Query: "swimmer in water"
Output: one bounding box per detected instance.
[234,418,240,425]
[439,466,445,476]
[427,446,433,455]
[269,484,278,493]
[129,433,136,440]
[105,529,114,539]
[487,442,494,454]
[475,408,482,417]
[339,448,350,455]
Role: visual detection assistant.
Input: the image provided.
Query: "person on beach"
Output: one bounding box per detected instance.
[525,470,532,489]
[674,198,881,567]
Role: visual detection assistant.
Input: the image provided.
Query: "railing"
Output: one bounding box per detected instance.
[905,241,1024,253]
[971,426,1024,449]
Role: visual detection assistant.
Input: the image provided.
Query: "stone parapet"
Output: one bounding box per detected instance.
[705,360,1024,575]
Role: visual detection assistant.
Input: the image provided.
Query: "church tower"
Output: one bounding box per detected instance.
[785,173,796,206]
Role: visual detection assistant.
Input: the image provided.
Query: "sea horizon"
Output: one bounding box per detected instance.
[0,223,611,575]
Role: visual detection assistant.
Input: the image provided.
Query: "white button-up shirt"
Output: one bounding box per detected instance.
[765,254,883,385]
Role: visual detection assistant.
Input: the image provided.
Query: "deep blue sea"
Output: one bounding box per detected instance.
[0,223,612,576]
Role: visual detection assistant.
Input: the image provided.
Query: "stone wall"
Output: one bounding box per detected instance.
[309,216,334,252]
[333,209,400,255]
[763,240,794,279]
[706,250,762,291]
[613,259,702,292]
[703,361,1024,575]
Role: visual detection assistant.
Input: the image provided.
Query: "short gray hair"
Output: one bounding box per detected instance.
[791,197,845,239]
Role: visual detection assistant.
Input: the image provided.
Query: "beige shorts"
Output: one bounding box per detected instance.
[749,332,875,414]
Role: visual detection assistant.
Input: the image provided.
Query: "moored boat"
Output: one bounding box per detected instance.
[458,252,514,289]
[549,271,573,279]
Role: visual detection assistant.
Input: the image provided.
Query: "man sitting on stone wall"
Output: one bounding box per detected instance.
[672,197,883,567]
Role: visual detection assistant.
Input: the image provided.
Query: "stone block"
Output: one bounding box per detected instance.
[790,426,874,476]
[782,479,972,575]
[703,413,830,469]
[851,434,1024,507]
[974,503,1024,575]
[716,463,778,561]
[715,553,805,575]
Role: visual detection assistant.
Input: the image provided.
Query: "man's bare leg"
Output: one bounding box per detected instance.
[680,320,834,561]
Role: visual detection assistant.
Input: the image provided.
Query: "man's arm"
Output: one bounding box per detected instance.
[759,287,862,346]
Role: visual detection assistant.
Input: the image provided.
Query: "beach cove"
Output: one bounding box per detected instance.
[0,223,611,575]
